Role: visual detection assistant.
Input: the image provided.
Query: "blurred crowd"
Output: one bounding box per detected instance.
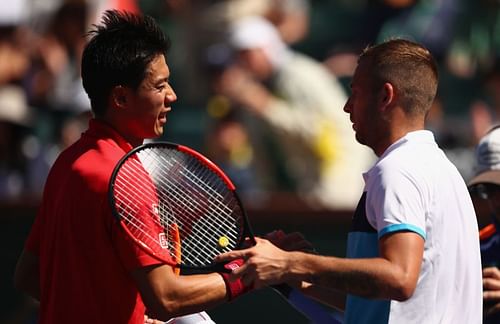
[2,0,500,210]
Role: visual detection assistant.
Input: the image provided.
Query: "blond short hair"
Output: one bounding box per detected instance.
[359,39,439,117]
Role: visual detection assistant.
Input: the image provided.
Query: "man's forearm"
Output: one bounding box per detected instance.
[288,252,412,301]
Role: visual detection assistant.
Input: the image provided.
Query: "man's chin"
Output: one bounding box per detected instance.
[154,127,164,138]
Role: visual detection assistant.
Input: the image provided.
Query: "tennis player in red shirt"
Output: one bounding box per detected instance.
[14,10,249,323]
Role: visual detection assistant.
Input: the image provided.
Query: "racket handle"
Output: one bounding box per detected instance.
[272,284,341,324]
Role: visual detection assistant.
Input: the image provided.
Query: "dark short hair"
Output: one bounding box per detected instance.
[81,10,171,117]
[359,39,439,117]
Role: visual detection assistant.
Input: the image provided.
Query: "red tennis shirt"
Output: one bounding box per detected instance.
[25,119,168,323]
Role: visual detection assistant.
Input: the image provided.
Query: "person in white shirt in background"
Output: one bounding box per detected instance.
[216,15,375,210]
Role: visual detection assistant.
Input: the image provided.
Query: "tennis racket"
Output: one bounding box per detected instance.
[109,141,338,322]
[109,141,255,272]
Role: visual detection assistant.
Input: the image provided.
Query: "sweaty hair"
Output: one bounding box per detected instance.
[81,10,171,117]
[359,39,438,117]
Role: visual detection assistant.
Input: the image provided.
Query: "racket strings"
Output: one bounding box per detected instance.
[114,158,186,256]
[150,151,237,230]
[141,148,244,265]
[144,149,229,216]
[154,150,235,216]
[160,163,242,245]
[114,160,167,250]
[114,160,210,264]
[113,147,244,267]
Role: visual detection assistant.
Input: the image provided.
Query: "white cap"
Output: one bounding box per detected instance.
[229,15,289,68]
[468,126,500,186]
[0,0,28,26]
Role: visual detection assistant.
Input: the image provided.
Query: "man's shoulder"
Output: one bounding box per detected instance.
[48,136,126,190]
[57,134,123,165]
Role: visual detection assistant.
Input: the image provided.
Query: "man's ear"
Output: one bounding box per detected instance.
[110,85,128,109]
[380,82,394,112]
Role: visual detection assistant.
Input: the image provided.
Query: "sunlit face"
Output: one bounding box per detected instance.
[125,55,177,140]
[343,60,379,150]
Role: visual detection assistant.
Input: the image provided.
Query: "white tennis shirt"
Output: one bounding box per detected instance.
[345,130,482,323]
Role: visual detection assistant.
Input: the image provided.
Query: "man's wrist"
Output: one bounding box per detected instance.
[219,259,253,301]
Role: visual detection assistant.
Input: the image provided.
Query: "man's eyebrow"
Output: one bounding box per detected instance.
[155,76,169,84]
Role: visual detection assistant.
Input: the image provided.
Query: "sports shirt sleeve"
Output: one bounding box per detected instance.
[366,165,427,240]
[111,222,169,270]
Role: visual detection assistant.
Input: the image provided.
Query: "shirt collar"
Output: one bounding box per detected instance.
[84,118,133,153]
[379,130,435,161]
[362,130,435,183]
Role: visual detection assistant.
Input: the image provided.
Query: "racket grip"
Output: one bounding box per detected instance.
[272,285,341,324]
[220,259,253,301]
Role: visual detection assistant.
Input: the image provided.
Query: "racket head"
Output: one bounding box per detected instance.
[109,142,255,271]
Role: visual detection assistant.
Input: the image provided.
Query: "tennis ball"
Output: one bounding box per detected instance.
[218,236,230,248]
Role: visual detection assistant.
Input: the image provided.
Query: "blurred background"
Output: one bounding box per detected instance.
[1,0,500,323]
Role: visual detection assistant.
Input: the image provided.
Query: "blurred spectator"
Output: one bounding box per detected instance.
[320,1,376,89]
[264,0,310,45]
[376,0,460,59]
[357,0,418,49]
[483,61,500,122]
[445,0,500,79]
[142,0,221,109]
[215,15,375,210]
[468,125,500,323]
[470,100,494,143]
[425,95,477,181]
[26,1,90,114]
[205,0,310,46]
[0,1,95,201]
[0,0,31,102]
[0,89,32,199]
[17,2,89,189]
[0,0,36,200]
[205,111,263,202]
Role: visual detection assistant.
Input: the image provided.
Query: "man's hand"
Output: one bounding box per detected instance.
[215,237,292,289]
[483,267,500,316]
[265,230,314,252]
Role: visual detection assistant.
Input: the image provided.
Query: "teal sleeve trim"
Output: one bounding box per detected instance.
[378,223,426,240]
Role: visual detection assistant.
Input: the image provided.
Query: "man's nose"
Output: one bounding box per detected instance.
[166,88,177,104]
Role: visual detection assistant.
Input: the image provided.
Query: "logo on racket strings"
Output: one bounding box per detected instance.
[152,204,169,249]
[159,233,169,249]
